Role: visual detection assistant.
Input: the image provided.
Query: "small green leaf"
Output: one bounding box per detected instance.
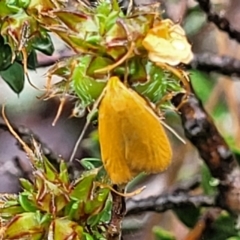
[173,205,200,228]
[59,160,70,184]
[3,212,44,239]
[32,32,54,56]
[81,158,102,170]
[190,69,214,103]
[42,156,58,181]
[87,213,102,227]
[0,2,19,15]
[202,212,238,240]
[201,163,218,195]
[17,0,30,8]
[39,213,52,225]
[0,37,12,70]
[83,232,94,240]
[85,188,109,220]
[0,61,25,94]
[65,200,83,220]
[19,178,33,192]
[100,199,112,223]
[18,192,37,212]
[71,174,95,201]
[153,226,176,240]
[227,237,240,240]
[51,218,83,240]
[72,55,107,107]
[0,205,24,217]
[54,10,88,33]
[27,50,38,70]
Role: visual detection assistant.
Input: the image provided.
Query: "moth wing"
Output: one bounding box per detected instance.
[122,89,172,175]
[99,77,172,184]
[98,81,133,184]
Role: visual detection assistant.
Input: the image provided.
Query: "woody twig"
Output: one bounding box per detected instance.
[171,83,240,214]
[196,0,240,43]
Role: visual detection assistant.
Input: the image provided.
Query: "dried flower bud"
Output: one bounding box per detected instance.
[142,19,193,66]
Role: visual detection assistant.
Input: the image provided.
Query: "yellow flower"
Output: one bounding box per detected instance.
[142,19,193,66]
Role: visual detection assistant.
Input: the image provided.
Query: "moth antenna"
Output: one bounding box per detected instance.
[1,105,35,164]
[160,120,186,144]
[94,41,134,74]
[95,182,146,198]
[69,86,107,162]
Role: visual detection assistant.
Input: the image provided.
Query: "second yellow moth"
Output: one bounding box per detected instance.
[98,77,172,184]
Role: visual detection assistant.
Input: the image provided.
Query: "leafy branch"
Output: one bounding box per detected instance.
[196,0,240,43]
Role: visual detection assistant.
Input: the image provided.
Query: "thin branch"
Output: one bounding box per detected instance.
[107,185,126,240]
[126,192,215,215]
[0,123,60,166]
[36,48,74,67]
[0,122,82,180]
[37,50,240,79]
[37,46,240,78]
[189,53,240,77]
[171,84,240,213]
[1,106,35,164]
[195,0,240,43]
[124,176,202,215]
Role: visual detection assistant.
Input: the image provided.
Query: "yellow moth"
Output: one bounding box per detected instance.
[98,76,172,184]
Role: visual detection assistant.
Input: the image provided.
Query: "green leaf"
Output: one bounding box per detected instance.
[59,160,70,184]
[54,10,89,33]
[227,237,240,240]
[173,205,200,228]
[19,178,34,192]
[65,200,83,220]
[18,192,37,212]
[71,174,95,201]
[0,37,12,70]
[85,188,109,223]
[133,62,182,104]
[95,166,108,182]
[91,230,106,240]
[201,163,218,195]
[190,70,214,103]
[81,158,102,170]
[72,55,107,107]
[27,50,38,70]
[3,212,44,240]
[0,61,25,94]
[42,156,58,181]
[153,226,176,240]
[51,218,83,240]
[38,212,52,225]
[0,205,24,217]
[83,232,95,240]
[0,1,20,15]
[87,213,103,227]
[202,212,239,240]
[17,0,31,8]
[32,32,54,56]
